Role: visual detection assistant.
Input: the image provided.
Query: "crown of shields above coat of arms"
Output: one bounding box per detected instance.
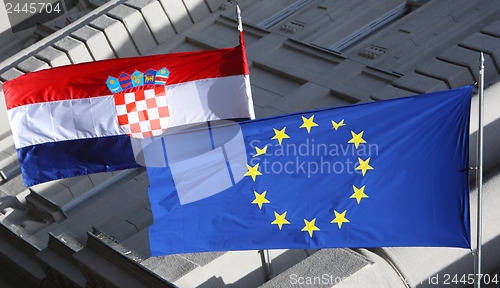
[107,68,170,139]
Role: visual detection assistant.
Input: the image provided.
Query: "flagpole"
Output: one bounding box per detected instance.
[474,52,484,288]
[236,3,274,278]
[266,249,274,279]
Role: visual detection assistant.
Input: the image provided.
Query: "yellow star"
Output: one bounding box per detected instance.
[331,119,345,130]
[271,211,290,230]
[253,145,268,157]
[355,157,374,176]
[348,131,367,149]
[350,185,368,204]
[244,163,262,181]
[301,218,320,237]
[299,115,318,133]
[271,127,290,145]
[251,191,270,209]
[331,210,350,229]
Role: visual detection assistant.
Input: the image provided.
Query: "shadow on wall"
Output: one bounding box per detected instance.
[469,117,500,184]
[416,233,500,288]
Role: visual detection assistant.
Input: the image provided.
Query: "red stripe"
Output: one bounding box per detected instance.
[240,31,249,76]
[4,45,248,110]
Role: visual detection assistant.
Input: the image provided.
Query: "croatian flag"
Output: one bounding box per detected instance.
[3,32,254,186]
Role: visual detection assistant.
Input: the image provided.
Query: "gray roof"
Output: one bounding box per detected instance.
[1,0,500,287]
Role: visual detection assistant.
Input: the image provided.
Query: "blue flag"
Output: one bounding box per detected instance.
[145,86,472,256]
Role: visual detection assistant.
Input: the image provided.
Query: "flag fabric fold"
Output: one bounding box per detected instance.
[3,39,253,186]
[146,86,472,256]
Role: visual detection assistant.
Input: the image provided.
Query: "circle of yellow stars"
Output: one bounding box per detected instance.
[243,115,374,238]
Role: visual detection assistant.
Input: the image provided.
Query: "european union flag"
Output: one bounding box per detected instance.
[145,86,472,256]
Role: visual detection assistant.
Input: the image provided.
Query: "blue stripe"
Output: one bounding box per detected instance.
[18,135,139,187]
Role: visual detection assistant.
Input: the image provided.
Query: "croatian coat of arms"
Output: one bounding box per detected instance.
[106,68,170,139]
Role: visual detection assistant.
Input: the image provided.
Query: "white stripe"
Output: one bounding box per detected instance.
[8,75,254,149]
[8,96,122,149]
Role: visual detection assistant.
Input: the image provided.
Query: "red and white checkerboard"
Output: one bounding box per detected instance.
[114,86,170,139]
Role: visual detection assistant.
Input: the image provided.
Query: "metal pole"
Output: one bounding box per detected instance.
[236,5,243,32]
[266,249,274,279]
[474,52,484,288]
